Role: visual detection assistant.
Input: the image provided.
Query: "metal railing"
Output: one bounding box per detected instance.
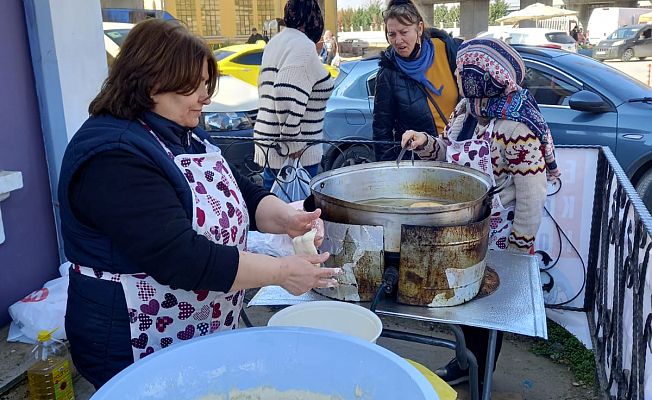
[584,146,652,400]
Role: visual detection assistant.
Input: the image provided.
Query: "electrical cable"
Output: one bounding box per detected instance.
[539,199,588,309]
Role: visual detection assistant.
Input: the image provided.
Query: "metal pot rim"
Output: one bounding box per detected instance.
[310,161,493,214]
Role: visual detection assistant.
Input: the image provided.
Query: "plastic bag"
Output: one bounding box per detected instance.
[270,158,311,203]
[7,263,70,344]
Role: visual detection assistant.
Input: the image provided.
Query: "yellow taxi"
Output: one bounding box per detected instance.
[214,43,338,86]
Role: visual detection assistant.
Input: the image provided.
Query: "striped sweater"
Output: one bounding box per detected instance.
[253,28,334,169]
[417,114,548,253]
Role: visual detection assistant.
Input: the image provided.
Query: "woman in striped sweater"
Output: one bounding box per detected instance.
[253,0,334,190]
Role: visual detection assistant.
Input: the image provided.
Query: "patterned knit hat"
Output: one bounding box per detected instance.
[284,0,324,44]
[456,37,560,181]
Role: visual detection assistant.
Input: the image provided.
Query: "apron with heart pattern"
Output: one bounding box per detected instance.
[73,120,249,361]
[446,119,514,251]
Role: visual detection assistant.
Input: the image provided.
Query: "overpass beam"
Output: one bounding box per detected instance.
[460,0,489,39]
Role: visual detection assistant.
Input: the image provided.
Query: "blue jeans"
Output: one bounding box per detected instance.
[262,163,319,191]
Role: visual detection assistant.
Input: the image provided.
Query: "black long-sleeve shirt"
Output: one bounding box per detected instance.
[68,115,272,293]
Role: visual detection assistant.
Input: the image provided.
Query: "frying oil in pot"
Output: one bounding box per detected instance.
[357,198,451,207]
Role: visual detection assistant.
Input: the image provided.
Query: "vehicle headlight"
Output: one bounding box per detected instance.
[203,112,253,131]
[612,40,625,47]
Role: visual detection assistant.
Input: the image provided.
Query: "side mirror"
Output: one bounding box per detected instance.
[569,90,612,113]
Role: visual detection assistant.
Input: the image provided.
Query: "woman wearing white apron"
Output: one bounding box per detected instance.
[58,20,339,389]
[401,38,560,391]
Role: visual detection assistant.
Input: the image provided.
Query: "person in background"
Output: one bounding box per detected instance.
[58,19,339,389]
[253,0,334,190]
[577,27,586,45]
[247,27,266,44]
[570,25,579,42]
[372,0,460,162]
[401,37,560,390]
[323,29,338,65]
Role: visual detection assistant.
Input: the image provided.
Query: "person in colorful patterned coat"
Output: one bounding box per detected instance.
[401,37,560,388]
[58,19,339,389]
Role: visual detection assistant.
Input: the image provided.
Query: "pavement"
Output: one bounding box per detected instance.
[0,303,597,400]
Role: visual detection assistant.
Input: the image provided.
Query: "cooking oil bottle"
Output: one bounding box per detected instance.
[26,329,75,400]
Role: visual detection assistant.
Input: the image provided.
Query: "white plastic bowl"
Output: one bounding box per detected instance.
[267,300,383,343]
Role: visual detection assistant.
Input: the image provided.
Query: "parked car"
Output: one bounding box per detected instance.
[586,7,652,45]
[103,22,133,66]
[214,43,338,87]
[201,76,259,178]
[593,24,652,61]
[320,46,652,209]
[478,28,577,52]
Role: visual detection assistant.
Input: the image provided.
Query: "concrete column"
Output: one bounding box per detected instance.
[460,0,489,39]
[219,0,237,37]
[23,0,108,258]
[421,3,434,26]
[324,0,338,39]
[518,0,551,28]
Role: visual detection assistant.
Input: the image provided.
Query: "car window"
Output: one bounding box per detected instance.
[342,70,375,99]
[367,75,377,97]
[523,67,579,106]
[607,27,640,40]
[545,32,576,44]
[232,51,263,65]
[214,50,235,61]
[507,33,526,44]
[104,29,131,47]
[641,28,652,39]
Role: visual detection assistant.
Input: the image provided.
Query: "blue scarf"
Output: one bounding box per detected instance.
[393,38,443,96]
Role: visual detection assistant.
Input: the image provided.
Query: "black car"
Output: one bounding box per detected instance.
[593,24,652,61]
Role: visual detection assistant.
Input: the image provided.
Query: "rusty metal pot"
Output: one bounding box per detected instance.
[309,161,507,253]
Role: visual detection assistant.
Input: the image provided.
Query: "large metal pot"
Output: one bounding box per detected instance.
[310,161,506,253]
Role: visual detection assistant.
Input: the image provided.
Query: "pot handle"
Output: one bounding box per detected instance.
[303,194,317,212]
[486,175,512,198]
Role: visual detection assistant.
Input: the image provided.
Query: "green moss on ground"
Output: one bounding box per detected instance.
[530,319,596,386]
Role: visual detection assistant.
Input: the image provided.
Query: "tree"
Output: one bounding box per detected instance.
[434,5,448,25]
[447,5,460,24]
[489,0,509,24]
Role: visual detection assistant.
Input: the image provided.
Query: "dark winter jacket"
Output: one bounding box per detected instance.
[58,112,271,389]
[373,29,461,161]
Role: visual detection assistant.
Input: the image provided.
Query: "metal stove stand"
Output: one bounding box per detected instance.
[247,250,547,400]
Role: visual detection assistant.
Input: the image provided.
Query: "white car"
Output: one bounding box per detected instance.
[103,22,134,66]
[478,28,578,53]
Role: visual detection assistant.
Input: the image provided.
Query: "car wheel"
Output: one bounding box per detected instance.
[622,48,634,62]
[325,145,375,171]
[635,169,652,211]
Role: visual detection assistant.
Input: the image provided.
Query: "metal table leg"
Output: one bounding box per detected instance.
[481,329,498,400]
[380,329,480,400]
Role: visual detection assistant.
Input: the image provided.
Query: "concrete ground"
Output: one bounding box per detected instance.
[0,304,597,400]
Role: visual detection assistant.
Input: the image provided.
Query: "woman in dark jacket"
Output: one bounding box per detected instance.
[373,0,460,161]
[58,19,339,389]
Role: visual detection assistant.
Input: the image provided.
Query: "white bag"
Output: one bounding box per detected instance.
[330,53,341,68]
[270,158,311,203]
[7,264,70,344]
